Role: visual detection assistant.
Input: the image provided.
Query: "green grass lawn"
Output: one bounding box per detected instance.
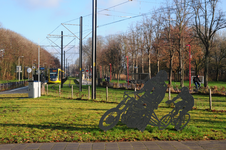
[107,79,226,89]
[0,85,226,143]
[47,83,226,111]
[170,81,226,89]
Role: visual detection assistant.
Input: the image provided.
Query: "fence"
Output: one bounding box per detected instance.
[0,81,28,92]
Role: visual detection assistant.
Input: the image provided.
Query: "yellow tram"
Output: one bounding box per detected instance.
[47,68,64,84]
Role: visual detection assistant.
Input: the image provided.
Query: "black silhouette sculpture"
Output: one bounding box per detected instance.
[99,70,194,131]
[159,87,194,131]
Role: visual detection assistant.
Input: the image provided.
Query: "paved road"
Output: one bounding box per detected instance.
[0,86,28,95]
[0,140,225,150]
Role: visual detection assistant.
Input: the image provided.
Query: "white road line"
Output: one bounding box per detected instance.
[7,86,28,92]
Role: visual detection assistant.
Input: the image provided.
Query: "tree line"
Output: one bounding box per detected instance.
[0,26,60,80]
[78,0,226,88]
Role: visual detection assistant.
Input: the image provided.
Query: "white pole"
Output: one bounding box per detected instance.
[38,45,40,97]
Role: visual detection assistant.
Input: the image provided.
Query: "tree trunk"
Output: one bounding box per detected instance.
[204,47,209,87]
[149,50,151,79]
[142,50,144,73]
[180,53,184,87]
[216,66,219,81]
[132,54,134,79]
[179,38,184,87]
[169,54,174,86]
[157,60,159,73]
[136,54,138,74]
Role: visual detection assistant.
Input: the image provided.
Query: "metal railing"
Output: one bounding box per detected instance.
[0,81,28,92]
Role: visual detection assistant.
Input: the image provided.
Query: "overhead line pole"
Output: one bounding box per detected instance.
[79,16,83,92]
[66,58,67,76]
[61,31,63,88]
[92,0,97,99]
[64,50,65,77]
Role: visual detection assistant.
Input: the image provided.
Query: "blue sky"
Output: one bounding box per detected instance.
[0,0,226,64]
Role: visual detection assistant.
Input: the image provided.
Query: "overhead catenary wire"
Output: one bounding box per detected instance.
[45,0,211,62]
[48,0,210,38]
[49,0,132,34]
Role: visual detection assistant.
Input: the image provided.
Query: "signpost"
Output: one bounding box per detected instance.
[27,68,32,80]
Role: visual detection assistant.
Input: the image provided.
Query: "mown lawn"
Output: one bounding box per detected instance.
[0,88,226,144]
[169,81,226,89]
[47,83,226,111]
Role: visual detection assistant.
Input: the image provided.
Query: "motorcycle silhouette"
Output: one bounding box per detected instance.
[99,92,160,131]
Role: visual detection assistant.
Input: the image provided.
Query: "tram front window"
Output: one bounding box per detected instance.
[50,69,58,81]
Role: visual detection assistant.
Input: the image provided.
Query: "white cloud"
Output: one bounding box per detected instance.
[14,0,63,9]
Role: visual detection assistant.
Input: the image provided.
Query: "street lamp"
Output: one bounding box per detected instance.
[125,56,129,85]
[109,63,112,81]
[18,56,24,81]
[186,44,191,90]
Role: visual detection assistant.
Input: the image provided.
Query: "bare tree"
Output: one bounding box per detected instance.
[142,17,154,78]
[192,0,226,87]
[210,33,226,81]
[173,0,193,87]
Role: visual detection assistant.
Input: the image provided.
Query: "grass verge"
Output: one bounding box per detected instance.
[0,92,226,143]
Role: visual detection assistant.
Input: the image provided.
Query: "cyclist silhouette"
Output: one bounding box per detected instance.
[165,87,194,130]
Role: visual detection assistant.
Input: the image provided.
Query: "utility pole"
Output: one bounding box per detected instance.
[64,50,65,77]
[61,31,63,88]
[79,16,83,92]
[66,58,67,76]
[92,0,97,99]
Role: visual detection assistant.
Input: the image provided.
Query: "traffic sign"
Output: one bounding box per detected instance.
[32,66,36,69]
[27,68,32,73]
[16,66,21,72]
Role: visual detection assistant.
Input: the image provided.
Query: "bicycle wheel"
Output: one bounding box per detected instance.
[175,113,190,131]
[158,114,172,130]
[99,108,121,131]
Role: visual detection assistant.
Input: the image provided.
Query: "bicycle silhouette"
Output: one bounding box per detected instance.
[158,102,190,131]
[159,87,194,131]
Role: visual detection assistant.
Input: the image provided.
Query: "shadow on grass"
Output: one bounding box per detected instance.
[1,123,101,132]
[1,121,157,133]
[0,97,28,99]
[0,106,109,111]
[192,119,226,125]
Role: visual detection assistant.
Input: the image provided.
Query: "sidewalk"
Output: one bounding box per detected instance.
[0,140,225,150]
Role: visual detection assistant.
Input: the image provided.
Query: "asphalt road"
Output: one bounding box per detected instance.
[0,86,28,95]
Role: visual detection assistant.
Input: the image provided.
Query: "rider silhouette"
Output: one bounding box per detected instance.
[122,70,168,131]
[165,87,194,130]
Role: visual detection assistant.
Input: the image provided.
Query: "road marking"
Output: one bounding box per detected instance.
[7,86,28,92]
